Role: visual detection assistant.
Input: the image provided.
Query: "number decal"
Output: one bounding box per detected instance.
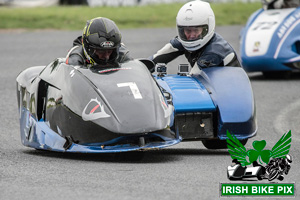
[117,82,142,99]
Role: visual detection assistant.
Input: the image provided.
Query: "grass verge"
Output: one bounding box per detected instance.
[0,2,261,30]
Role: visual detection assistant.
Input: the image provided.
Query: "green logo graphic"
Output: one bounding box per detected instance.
[226,130,291,166]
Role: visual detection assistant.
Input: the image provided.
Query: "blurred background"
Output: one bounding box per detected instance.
[0,0,261,30]
[0,0,259,7]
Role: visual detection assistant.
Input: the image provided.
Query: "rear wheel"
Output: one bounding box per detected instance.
[263,71,291,79]
[202,139,248,149]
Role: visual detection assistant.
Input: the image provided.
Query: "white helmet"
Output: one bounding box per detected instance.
[176,0,215,51]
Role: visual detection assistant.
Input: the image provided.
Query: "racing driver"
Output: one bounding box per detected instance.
[66,17,132,67]
[262,0,300,9]
[150,0,241,71]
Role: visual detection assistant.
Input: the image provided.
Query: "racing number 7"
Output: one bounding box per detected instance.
[117,82,143,99]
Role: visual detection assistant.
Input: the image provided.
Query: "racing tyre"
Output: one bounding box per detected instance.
[268,169,279,181]
[278,175,284,181]
[263,71,291,79]
[202,139,248,149]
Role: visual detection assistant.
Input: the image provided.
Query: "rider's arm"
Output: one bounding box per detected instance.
[65,46,85,66]
[196,52,241,68]
[196,34,241,68]
[150,38,184,64]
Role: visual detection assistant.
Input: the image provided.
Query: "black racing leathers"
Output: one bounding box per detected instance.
[66,36,132,67]
[150,33,241,69]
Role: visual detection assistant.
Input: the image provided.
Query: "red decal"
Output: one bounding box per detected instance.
[90,104,100,114]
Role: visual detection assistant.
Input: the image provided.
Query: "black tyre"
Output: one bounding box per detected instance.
[263,71,291,79]
[278,175,284,181]
[268,169,279,181]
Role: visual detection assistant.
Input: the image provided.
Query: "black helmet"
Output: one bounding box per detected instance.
[82,17,122,66]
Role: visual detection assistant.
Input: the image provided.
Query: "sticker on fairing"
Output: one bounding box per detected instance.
[117,82,142,99]
[82,98,110,121]
[159,93,173,118]
[245,9,295,57]
[97,67,131,74]
[70,69,75,77]
[100,41,114,48]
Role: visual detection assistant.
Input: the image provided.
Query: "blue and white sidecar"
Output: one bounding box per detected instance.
[240,7,300,78]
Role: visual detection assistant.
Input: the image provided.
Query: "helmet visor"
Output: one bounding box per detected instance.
[261,0,273,6]
[178,25,208,42]
[93,49,113,61]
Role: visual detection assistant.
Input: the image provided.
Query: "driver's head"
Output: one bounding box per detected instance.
[176,0,215,51]
[183,26,204,41]
[94,49,113,61]
[82,17,122,66]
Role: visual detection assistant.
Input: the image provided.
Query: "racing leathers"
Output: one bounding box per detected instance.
[66,36,132,67]
[150,33,241,70]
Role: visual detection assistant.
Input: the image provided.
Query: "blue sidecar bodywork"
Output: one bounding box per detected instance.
[155,66,257,143]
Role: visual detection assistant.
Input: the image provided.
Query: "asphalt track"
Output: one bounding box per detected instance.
[1,26,300,200]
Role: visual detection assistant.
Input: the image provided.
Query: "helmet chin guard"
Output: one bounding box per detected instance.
[176,0,215,51]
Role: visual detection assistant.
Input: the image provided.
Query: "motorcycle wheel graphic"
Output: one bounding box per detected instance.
[268,169,279,181]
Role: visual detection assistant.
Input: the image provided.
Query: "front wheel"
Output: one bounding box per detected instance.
[202,139,248,149]
[268,169,279,181]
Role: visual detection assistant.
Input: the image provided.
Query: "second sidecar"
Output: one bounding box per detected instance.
[240,7,300,78]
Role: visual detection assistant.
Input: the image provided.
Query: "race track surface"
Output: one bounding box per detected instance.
[1,26,300,200]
